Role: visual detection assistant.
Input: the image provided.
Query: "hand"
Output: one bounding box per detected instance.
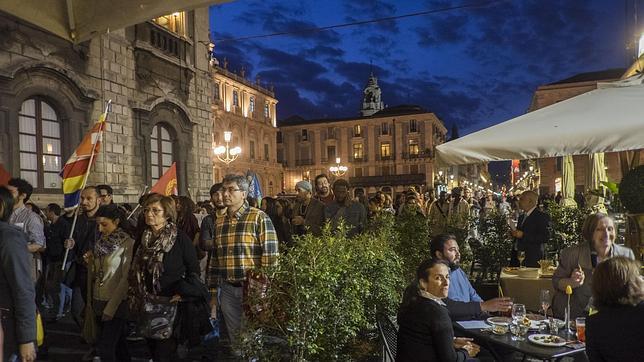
[64,238,75,249]
[101,313,113,321]
[570,268,585,287]
[511,230,524,238]
[27,243,43,253]
[19,342,36,362]
[170,294,182,303]
[292,216,305,226]
[453,337,473,349]
[82,251,93,264]
[461,342,480,357]
[481,297,513,313]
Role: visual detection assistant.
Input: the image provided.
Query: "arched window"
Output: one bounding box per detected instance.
[150,124,174,183]
[18,98,62,189]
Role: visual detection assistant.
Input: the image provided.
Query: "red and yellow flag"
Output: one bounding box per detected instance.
[151,162,178,196]
[0,163,11,186]
[60,113,106,207]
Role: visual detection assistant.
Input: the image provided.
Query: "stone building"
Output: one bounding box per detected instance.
[529,69,643,195]
[0,9,214,204]
[211,65,281,196]
[278,75,447,196]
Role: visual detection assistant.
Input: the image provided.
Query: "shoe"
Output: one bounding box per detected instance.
[125,330,144,342]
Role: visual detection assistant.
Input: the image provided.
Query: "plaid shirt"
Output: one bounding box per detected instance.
[213,202,279,284]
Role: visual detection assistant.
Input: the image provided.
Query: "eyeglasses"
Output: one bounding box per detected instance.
[143,208,164,215]
[99,194,110,198]
[222,187,243,194]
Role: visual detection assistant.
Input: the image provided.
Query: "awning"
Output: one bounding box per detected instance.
[435,73,644,165]
[0,0,231,43]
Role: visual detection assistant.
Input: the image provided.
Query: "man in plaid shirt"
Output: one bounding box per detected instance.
[212,174,279,350]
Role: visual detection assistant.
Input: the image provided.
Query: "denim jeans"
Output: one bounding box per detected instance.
[220,282,244,348]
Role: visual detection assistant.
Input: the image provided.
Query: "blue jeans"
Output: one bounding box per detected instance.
[220,282,244,348]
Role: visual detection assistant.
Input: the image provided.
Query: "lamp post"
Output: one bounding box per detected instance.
[213,131,241,165]
[329,157,348,177]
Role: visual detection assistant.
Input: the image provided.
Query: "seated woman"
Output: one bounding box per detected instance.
[552,213,634,319]
[586,257,643,362]
[397,259,479,361]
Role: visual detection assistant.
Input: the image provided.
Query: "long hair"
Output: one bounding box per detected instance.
[0,186,15,222]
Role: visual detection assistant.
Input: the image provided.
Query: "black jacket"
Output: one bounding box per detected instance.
[45,216,71,262]
[0,221,37,359]
[586,303,644,362]
[514,208,549,267]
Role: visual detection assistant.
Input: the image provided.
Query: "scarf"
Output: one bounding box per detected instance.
[94,228,130,258]
[129,222,177,312]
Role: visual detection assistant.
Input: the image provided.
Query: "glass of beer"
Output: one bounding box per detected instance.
[575,317,586,342]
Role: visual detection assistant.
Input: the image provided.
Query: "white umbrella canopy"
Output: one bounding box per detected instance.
[435,74,644,166]
[0,0,232,43]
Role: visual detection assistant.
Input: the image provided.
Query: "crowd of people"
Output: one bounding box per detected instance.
[1,173,643,362]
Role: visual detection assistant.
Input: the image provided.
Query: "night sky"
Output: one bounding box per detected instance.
[209,0,643,181]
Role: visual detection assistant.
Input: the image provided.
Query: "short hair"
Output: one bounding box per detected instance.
[95,204,125,223]
[82,185,99,196]
[47,203,62,216]
[8,177,34,202]
[222,174,250,192]
[0,186,15,222]
[314,174,329,185]
[416,258,449,282]
[520,190,538,204]
[96,184,113,196]
[332,178,350,190]
[592,256,643,309]
[581,213,614,243]
[209,182,223,196]
[429,234,457,259]
[143,193,177,223]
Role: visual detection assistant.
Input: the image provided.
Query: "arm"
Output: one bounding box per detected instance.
[1,230,37,344]
[27,214,46,252]
[443,298,485,321]
[430,308,469,362]
[259,213,279,267]
[552,247,581,291]
[199,215,215,251]
[103,238,134,318]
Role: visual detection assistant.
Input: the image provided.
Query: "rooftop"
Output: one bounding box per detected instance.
[278,104,432,127]
[548,68,626,85]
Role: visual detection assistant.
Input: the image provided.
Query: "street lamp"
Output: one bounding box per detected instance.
[213,131,241,165]
[329,157,348,177]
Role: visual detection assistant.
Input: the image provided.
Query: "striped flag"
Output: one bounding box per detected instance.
[60,113,106,208]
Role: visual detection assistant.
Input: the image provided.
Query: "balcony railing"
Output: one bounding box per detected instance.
[351,156,368,163]
[402,150,433,159]
[296,159,314,166]
[376,154,393,161]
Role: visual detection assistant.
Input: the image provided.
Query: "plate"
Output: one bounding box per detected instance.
[528,334,567,347]
[526,314,547,329]
[487,316,512,326]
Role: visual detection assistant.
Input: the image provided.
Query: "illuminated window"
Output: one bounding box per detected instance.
[151,124,173,183]
[353,124,362,137]
[18,98,62,189]
[249,96,255,114]
[232,90,239,107]
[408,139,419,155]
[353,143,363,160]
[152,12,186,36]
[380,142,391,158]
[264,102,270,118]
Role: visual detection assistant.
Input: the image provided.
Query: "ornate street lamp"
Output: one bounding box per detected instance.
[213,131,241,165]
[329,157,348,177]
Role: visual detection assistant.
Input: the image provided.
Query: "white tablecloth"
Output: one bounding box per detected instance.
[499,271,555,313]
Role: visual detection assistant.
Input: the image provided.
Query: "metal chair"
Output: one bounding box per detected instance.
[376,313,398,361]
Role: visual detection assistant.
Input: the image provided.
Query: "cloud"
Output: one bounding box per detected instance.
[414,13,470,47]
[343,0,399,34]
[334,61,390,86]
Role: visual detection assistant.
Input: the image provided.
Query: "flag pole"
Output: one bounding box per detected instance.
[62,100,112,269]
[127,185,149,220]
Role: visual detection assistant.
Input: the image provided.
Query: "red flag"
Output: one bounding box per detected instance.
[0,163,11,186]
[151,162,178,196]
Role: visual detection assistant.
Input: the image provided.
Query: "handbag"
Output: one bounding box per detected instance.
[138,295,178,340]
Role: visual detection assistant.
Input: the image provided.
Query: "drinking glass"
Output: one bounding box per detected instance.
[518,251,526,268]
[512,303,526,322]
[548,317,559,335]
[575,317,586,342]
[540,289,551,318]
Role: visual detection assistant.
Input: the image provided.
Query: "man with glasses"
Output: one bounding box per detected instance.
[96,185,114,206]
[212,175,279,353]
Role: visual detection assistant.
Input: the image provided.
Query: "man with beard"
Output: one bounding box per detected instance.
[291,180,325,236]
[430,234,512,312]
[314,174,334,206]
[324,179,366,237]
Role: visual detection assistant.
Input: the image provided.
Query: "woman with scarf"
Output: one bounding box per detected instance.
[128,194,199,362]
[87,204,134,361]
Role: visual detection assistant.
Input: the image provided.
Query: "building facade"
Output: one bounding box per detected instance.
[211,65,282,196]
[528,69,643,195]
[278,78,447,196]
[0,10,214,204]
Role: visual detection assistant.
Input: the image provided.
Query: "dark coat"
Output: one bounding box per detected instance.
[586,303,644,362]
[293,197,326,236]
[512,208,549,267]
[0,221,37,359]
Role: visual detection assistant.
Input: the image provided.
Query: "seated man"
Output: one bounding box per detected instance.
[430,233,513,320]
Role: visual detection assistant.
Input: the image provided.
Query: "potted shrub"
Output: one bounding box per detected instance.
[618,165,644,260]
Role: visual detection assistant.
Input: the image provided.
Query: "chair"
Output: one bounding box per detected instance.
[376,313,398,362]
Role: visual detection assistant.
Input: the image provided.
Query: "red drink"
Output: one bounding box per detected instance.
[575,317,586,342]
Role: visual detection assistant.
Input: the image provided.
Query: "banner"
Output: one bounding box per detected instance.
[151,162,178,196]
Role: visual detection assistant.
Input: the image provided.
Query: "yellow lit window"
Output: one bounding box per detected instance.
[152,12,186,36]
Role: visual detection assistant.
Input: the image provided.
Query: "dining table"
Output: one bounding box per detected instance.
[499,269,555,312]
[454,321,586,361]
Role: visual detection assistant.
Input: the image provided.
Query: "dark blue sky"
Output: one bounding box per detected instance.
[209,0,642,135]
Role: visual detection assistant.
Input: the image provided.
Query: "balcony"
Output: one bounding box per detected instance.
[402,150,433,159]
[349,173,426,187]
[351,156,368,163]
[376,154,393,161]
[296,159,314,166]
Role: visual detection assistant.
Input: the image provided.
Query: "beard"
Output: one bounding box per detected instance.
[448,260,460,271]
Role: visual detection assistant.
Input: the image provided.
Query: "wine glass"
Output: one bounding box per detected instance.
[511,304,527,341]
[540,289,551,319]
[517,251,526,268]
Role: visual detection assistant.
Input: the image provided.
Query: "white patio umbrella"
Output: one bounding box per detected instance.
[0,0,231,43]
[435,73,644,166]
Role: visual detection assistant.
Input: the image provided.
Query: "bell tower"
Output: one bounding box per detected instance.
[361,73,384,116]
